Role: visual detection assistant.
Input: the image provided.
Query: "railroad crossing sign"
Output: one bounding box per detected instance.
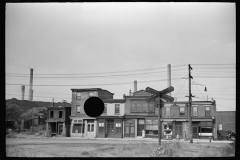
[145,86,174,103]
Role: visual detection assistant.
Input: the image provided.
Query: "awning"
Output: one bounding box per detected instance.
[192,119,213,122]
[97,116,124,119]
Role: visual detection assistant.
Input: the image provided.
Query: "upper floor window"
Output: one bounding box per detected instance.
[218,124,222,130]
[77,105,81,114]
[76,92,81,100]
[115,104,120,115]
[89,92,94,97]
[180,107,185,116]
[205,106,210,116]
[59,111,63,118]
[148,103,154,113]
[50,111,54,118]
[131,103,148,113]
[193,106,198,116]
[103,104,107,113]
[166,107,170,116]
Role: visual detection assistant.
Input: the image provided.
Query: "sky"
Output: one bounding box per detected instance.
[6,2,235,111]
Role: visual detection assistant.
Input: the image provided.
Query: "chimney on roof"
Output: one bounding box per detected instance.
[134,80,137,92]
[129,90,132,96]
[21,85,25,100]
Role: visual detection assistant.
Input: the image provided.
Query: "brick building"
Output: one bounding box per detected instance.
[70,88,114,138]
[216,111,235,132]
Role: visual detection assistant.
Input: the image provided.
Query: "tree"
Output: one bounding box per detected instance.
[6,103,23,122]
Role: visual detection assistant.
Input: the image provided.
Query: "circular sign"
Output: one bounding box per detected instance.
[84,97,104,118]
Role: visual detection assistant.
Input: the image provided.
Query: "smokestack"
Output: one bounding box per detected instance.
[31,90,34,101]
[134,80,137,92]
[28,68,33,101]
[167,64,171,96]
[129,89,132,96]
[21,85,25,100]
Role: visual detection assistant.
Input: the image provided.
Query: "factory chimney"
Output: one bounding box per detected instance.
[21,85,25,100]
[134,80,137,92]
[28,68,33,101]
[167,64,171,96]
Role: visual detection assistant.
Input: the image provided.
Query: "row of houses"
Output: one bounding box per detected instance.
[46,86,235,140]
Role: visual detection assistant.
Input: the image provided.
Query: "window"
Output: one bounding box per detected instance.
[166,107,170,116]
[205,106,210,116]
[116,122,121,133]
[131,104,136,112]
[59,111,63,118]
[142,104,148,112]
[145,120,158,135]
[89,92,94,97]
[50,111,54,118]
[193,106,198,116]
[76,92,81,100]
[99,122,104,133]
[77,105,81,114]
[115,104,120,115]
[180,107,185,116]
[149,103,154,113]
[219,124,222,130]
[103,104,107,113]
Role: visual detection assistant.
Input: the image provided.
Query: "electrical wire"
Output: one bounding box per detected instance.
[174,78,188,97]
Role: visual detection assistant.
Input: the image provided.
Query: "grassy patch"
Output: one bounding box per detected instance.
[6,148,36,157]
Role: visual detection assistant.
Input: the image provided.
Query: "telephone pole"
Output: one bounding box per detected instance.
[186,64,194,143]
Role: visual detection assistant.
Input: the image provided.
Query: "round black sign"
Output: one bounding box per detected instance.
[84,97,104,118]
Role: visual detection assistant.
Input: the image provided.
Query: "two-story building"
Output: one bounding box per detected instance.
[70,88,114,138]
[46,105,71,137]
[96,99,125,138]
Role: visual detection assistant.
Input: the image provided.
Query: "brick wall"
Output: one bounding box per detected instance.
[216,111,235,132]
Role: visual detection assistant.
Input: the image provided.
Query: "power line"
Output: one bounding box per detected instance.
[174,78,188,97]
[6,64,188,76]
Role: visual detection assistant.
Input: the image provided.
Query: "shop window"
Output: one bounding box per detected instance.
[115,104,120,115]
[72,124,84,133]
[145,120,158,135]
[50,111,54,118]
[76,92,81,100]
[166,107,170,116]
[180,107,185,116]
[103,104,107,113]
[205,106,210,116]
[59,111,63,118]
[77,105,81,114]
[193,106,198,116]
[219,124,222,130]
[116,122,121,133]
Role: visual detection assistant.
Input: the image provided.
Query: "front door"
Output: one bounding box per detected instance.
[107,120,114,137]
[175,125,182,139]
[137,119,145,136]
[193,126,198,138]
[58,124,63,135]
[125,120,135,137]
[87,120,94,137]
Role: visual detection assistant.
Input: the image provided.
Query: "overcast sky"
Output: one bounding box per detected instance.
[6,2,235,111]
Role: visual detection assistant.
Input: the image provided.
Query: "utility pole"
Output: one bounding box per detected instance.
[186,64,194,143]
[158,97,162,146]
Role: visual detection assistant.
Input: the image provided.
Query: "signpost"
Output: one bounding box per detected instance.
[145,86,174,146]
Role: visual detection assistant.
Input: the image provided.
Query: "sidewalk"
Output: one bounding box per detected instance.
[56,136,233,143]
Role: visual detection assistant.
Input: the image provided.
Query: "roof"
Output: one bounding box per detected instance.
[103,99,125,103]
[132,90,153,96]
[71,88,103,92]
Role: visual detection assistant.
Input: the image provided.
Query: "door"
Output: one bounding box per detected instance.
[193,126,198,138]
[107,120,114,137]
[175,125,182,139]
[137,119,145,136]
[87,120,94,137]
[125,120,135,137]
[58,124,63,135]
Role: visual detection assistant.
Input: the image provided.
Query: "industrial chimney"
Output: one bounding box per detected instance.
[21,85,25,100]
[134,80,137,92]
[28,68,33,101]
[167,64,171,96]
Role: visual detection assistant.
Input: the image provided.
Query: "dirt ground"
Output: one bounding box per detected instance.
[6,137,235,157]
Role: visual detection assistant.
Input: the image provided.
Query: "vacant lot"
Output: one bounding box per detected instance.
[6,137,235,157]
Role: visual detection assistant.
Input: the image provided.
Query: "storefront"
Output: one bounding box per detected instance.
[97,117,123,138]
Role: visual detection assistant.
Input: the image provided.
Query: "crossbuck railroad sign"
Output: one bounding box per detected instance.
[145,86,175,107]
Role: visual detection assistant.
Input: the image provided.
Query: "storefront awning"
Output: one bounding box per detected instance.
[192,119,213,122]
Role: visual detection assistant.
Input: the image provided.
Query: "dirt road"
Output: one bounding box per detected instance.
[6,138,234,157]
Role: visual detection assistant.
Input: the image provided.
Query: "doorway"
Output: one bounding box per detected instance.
[107,120,114,137]
[137,119,145,136]
[175,123,182,139]
[87,119,94,137]
[125,120,135,137]
[58,123,63,135]
[193,126,198,138]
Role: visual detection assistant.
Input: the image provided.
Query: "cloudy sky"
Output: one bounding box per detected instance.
[6,2,235,111]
